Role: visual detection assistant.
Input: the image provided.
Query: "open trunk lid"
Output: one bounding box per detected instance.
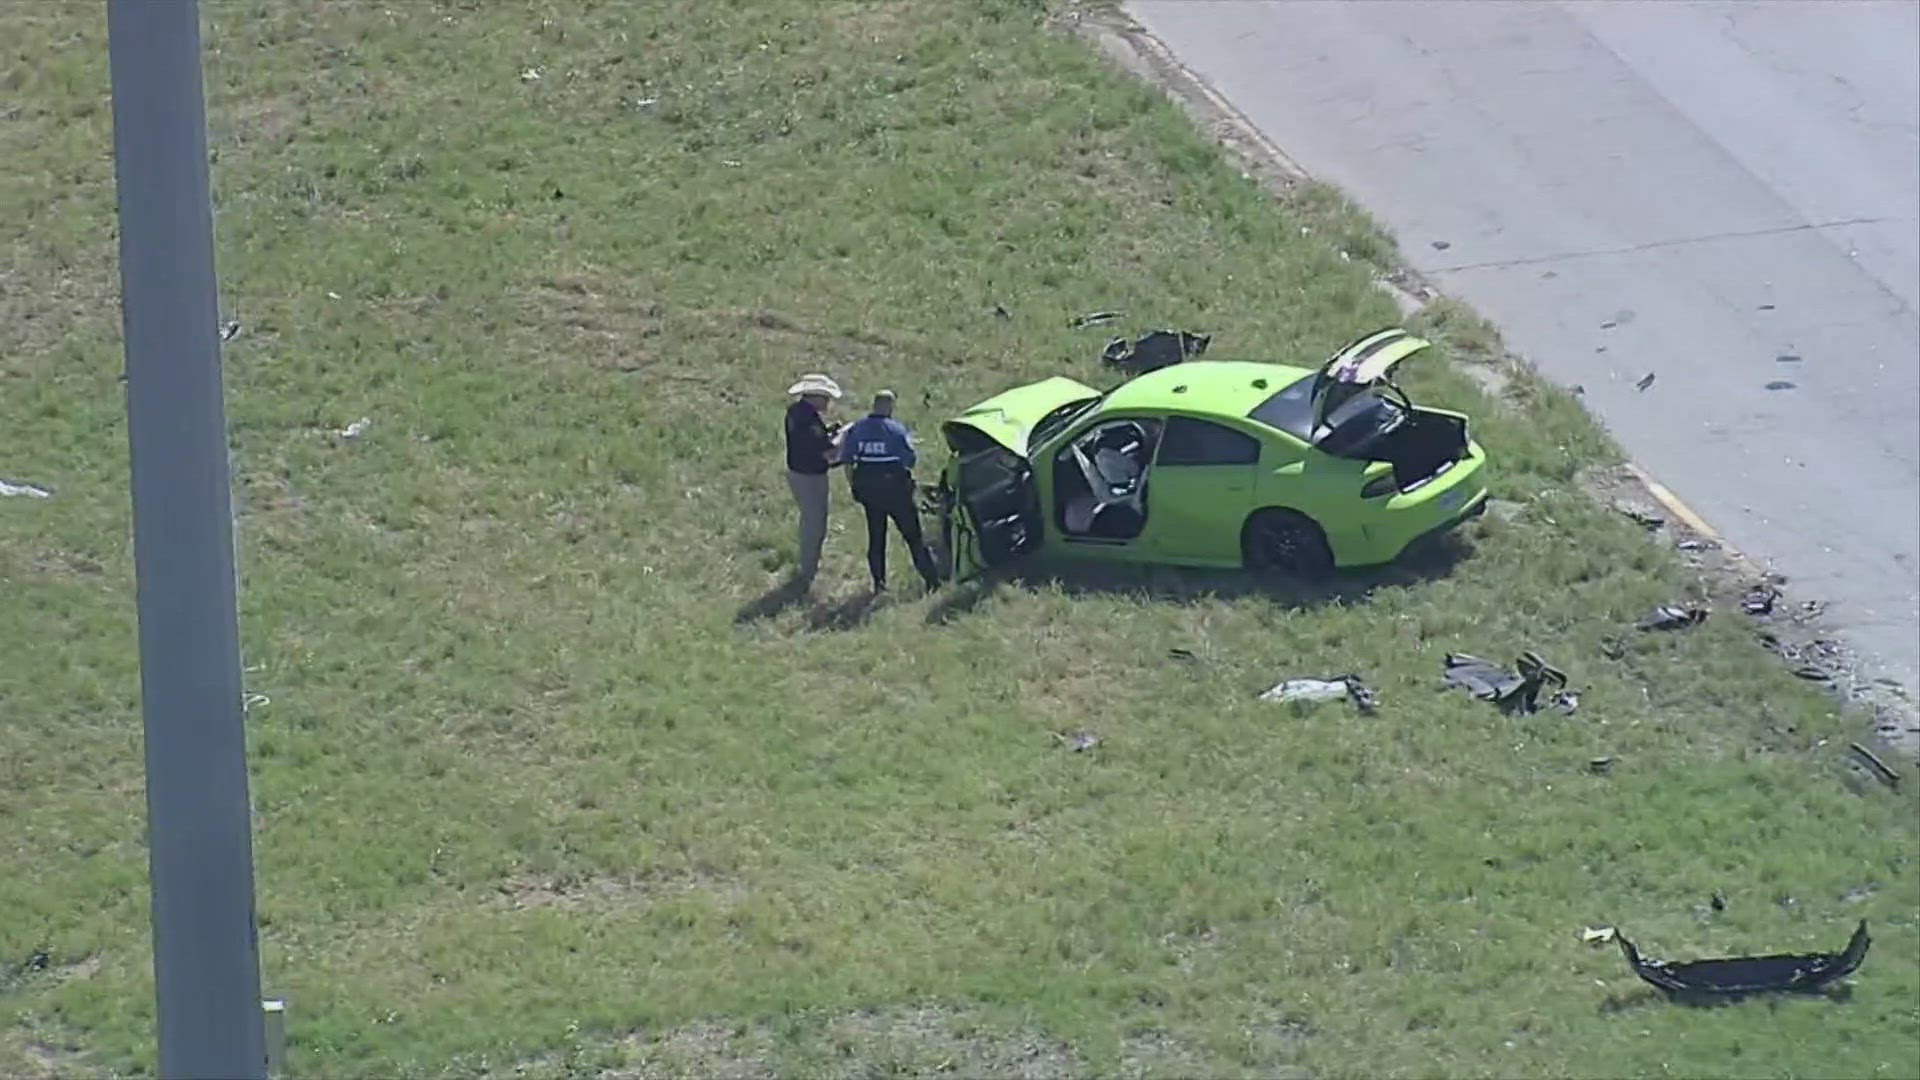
[1308,328,1472,492]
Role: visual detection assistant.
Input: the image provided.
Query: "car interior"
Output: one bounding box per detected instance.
[1053,418,1161,541]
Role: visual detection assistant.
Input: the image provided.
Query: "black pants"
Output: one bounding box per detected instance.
[850,466,938,588]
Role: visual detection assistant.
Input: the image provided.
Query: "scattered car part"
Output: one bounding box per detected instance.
[1848,742,1900,790]
[1581,926,1617,946]
[1552,690,1581,715]
[1587,756,1614,774]
[1741,584,1781,616]
[1710,891,1727,912]
[1637,604,1709,631]
[0,478,53,498]
[339,417,371,440]
[1168,647,1198,662]
[1635,372,1656,391]
[1259,674,1379,715]
[1069,310,1121,329]
[1052,730,1101,752]
[1617,921,1869,996]
[1099,328,1211,376]
[993,303,1011,320]
[1441,651,1567,714]
[1613,502,1665,530]
[220,320,242,341]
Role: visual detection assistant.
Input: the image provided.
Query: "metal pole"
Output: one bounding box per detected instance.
[105,1,268,1076]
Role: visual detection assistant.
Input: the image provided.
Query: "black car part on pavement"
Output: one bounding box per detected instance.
[1617,921,1869,996]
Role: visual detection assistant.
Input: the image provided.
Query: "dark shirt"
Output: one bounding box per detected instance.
[841,413,918,472]
[785,399,836,474]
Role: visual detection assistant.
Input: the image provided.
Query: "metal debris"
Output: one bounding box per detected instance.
[339,417,371,440]
[1582,926,1617,946]
[1052,730,1101,752]
[220,320,242,341]
[993,303,1011,319]
[1848,742,1900,790]
[1613,502,1665,530]
[1637,604,1709,631]
[0,478,53,498]
[1069,310,1121,328]
[1259,674,1379,715]
[1552,690,1581,715]
[1587,756,1614,774]
[1635,372,1656,391]
[1740,584,1780,616]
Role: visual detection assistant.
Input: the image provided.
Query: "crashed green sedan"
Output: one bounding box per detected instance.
[932,327,1490,581]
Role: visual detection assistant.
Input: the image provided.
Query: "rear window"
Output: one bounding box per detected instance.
[1246,376,1316,441]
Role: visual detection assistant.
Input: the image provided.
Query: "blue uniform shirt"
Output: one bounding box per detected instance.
[841,414,917,471]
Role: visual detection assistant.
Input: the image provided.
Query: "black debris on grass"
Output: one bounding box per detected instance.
[1441,650,1568,715]
[1617,921,1869,997]
[1100,329,1211,376]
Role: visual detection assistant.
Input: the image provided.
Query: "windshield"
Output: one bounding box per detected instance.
[1028,394,1104,452]
[1245,375,1317,441]
[1247,376,1406,455]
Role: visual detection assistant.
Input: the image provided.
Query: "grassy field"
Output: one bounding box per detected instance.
[3,0,1916,1076]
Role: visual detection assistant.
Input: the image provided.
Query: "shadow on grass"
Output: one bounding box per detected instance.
[734,573,812,624]
[1600,984,1856,1013]
[803,589,886,633]
[926,533,1474,621]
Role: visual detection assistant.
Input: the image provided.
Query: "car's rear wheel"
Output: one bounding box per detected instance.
[1242,508,1335,575]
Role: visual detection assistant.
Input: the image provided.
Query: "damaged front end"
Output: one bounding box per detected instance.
[1617,921,1870,996]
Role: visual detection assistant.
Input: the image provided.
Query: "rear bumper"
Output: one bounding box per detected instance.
[1333,454,1488,566]
[1408,489,1489,550]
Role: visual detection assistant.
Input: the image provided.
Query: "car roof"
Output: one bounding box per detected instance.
[1099,359,1314,419]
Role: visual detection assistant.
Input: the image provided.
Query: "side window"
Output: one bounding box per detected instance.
[1156,416,1260,466]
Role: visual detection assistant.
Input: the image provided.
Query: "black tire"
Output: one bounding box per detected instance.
[1242,508,1335,575]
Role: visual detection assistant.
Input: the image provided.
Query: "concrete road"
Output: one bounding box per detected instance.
[1129,0,1920,693]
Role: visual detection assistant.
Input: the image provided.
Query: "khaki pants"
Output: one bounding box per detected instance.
[787,470,830,582]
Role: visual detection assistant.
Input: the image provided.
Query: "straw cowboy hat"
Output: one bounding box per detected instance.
[786,373,843,399]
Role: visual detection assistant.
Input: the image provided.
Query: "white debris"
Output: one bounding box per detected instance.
[1581,926,1617,945]
[633,97,658,108]
[339,417,371,440]
[0,478,52,498]
[519,67,543,82]
[1260,678,1351,704]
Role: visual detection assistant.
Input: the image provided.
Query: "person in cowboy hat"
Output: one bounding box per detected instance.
[784,372,845,587]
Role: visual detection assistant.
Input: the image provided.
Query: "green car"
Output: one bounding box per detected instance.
[933,327,1490,581]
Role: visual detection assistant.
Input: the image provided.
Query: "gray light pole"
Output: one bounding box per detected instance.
[105,1,268,1076]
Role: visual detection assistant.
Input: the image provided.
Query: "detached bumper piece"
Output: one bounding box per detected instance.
[1618,921,1870,996]
[1441,649,1566,715]
[1099,328,1211,376]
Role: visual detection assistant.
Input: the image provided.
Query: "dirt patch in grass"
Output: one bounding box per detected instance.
[511,1006,1091,1080]
[492,869,744,913]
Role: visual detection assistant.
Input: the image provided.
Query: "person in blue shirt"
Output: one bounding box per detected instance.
[840,389,941,593]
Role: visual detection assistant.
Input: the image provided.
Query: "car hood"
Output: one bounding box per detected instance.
[944,375,1102,456]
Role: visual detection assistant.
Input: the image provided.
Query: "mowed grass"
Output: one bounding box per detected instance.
[2,1,1915,1076]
